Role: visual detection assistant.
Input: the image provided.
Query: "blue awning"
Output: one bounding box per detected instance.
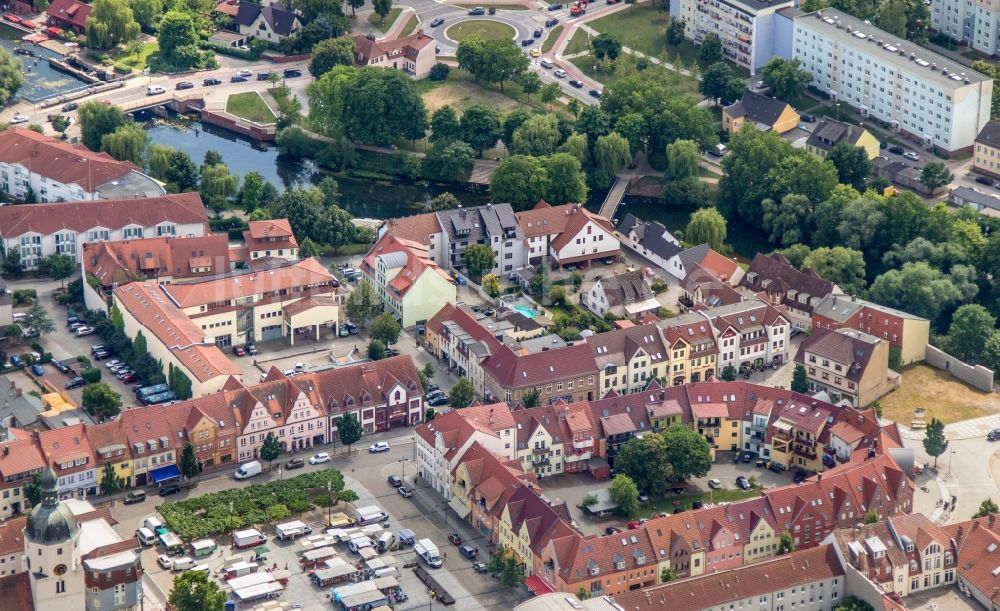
[150,464,181,484]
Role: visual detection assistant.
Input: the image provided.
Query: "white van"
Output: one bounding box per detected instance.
[135,527,157,546]
[348,536,374,554]
[143,516,163,532]
[172,556,196,572]
[146,85,165,96]
[234,460,262,480]
[190,564,211,575]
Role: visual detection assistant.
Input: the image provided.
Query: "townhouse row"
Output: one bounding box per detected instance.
[416,376,905,489]
[417,400,913,598]
[0,356,425,521]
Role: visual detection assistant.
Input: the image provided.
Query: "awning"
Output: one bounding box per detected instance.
[447,497,471,520]
[150,464,181,484]
[523,575,554,596]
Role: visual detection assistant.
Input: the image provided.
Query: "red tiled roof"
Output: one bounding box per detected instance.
[113,283,241,383]
[516,202,614,242]
[362,233,452,298]
[0,572,33,611]
[38,423,93,475]
[483,342,597,389]
[382,212,443,246]
[352,31,434,64]
[163,258,334,308]
[0,514,26,556]
[0,427,45,481]
[83,235,231,287]
[0,127,136,191]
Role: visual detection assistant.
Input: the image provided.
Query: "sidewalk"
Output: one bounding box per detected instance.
[896,412,1000,441]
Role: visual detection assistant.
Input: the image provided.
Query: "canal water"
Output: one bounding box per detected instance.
[0,23,90,102]
[142,116,494,219]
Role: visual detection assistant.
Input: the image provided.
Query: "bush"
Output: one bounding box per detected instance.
[429,62,450,81]
[81,367,102,383]
[650,280,669,294]
[114,63,134,75]
[276,127,322,159]
[12,289,36,305]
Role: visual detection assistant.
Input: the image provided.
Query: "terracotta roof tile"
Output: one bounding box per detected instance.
[382,212,443,245]
[38,423,93,475]
[162,257,334,307]
[83,235,231,286]
[0,427,45,481]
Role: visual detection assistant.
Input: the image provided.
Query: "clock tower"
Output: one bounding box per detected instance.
[23,466,85,610]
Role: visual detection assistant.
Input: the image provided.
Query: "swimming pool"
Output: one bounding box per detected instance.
[513,305,537,319]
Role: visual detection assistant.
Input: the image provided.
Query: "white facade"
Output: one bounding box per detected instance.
[781,8,993,154]
[0,162,163,203]
[674,0,795,74]
[26,526,85,611]
[415,420,514,499]
[6,221,206,271]
[550,219,620,264]
[932,0,1000,57]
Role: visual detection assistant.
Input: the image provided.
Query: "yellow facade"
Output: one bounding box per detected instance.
[497,508,533,576]
[742,519,779,564]
[974,141,1000,177]
[95,454,133,487]
[598,347,665,396]
[516,424,554,476]
[451,463,474,521]
[667,342,689,385]
[807,128,881,160]
[723,104,800,135]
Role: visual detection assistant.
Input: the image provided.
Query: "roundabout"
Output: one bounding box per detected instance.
[444,19,517,42]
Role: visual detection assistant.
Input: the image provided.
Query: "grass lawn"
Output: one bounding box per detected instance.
[113,41,158,69]
[400,14,419,36]
[645,486,762,515]
[541,24,564,53]
[417,68,572,116]
[445,19,516,41]
[564,28,591,55]
[699,166,722,179]
[367,7,403,33]
[569,53,699,96]
[880,364,1000,425]
[226,92,276,124]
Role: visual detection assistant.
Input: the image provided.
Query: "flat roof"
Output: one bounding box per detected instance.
[791,8,990,89]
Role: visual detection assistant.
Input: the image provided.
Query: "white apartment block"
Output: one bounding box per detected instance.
[672,0,795,74]
[932,0,1000,57]
[776,8,993,154]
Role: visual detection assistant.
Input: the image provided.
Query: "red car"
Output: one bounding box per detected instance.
[3,14,21,24]
[447,533,461,545]
[232,345,247,357]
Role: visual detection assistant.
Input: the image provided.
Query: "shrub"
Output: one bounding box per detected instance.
[12,289,36,305]
[81,367,102,383]
[114,63,134,74]
[429,63,450,81]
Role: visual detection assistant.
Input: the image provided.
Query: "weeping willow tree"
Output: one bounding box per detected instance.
[85,0,141,49]
[100,123,149,166]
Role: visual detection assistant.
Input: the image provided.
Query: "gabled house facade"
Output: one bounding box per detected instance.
[741,252,842,331]
[517,202,619,270]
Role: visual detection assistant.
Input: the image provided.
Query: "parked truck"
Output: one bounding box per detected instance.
[275,520,312,541]
[232,528,267,550]
[415,538,442,568]
[355,505,389,526]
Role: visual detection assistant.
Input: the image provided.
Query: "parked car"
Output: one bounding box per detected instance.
[74,326,95,336]
[282,68,302,78]
[692,500,704,509]
[175,81,194,90]
[988,429,1000,441]
[769,462,785,473]
[736,476,752,490]
[93,351,111,360]
[120,373,138,384]
[246,343,258,355]
[708,478,722,489]
[741,452,754,463]
[9,113,28,124]
[521,38,534,46]
[338,326,350,338]
[397,485,412,498]
[793,469,809,483]
[159,483,182,497]
[285,458,305,469]
[976,176,995,186]
[459,545,477,559]
[11,354,25,367]
[346,323,359,334]
[430,17,445,26]
[62,101,78,112]
[903,151,920,161]
[427,395,448,406]
[754,80,766,89]
[369,441,390,453]
[90,344,105,355]
[203,77,222,86]
[473,562,488,573]
[123,491,146,505]
[309,452,331,465]
[157,554,173,569]
[888,145,905,155]
[30,364,43,376]
[385,348,400,357]
[605,527,621,535]
[801,114,817,122]
[467,6,485,14]
[568,79,583,88]
[53,361,70,375]
[388,475,403,487]
[231,75,247,83]
[232,345,247,357]
[545,17,559,26]
[448,533,462,545]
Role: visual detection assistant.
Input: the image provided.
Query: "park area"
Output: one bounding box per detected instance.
[226,92,276,124]
[445,20,516,42]
[879,364,1000,425]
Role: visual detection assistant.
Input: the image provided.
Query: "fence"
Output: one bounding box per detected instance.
[924,345,995,392]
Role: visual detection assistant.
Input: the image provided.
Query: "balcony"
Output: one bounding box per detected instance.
[532,446,549,455]
[573,438,594,449]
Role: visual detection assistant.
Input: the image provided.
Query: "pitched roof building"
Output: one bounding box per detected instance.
[806,118,881,159]
[233,1,300,40]
[812,294,930,366]
[722,90,801,134]
[581,270,661,321]
[243,219,299,263]
[46,0,92,33]
[517,202,619,269]
[352,31,437,78]
[741,252,841,331]
[795,327,898,407]
[361,233,457,327]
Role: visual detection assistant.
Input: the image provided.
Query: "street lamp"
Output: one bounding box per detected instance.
[327,480,332,526]
[835,102,841,121]
[948,450,956,479]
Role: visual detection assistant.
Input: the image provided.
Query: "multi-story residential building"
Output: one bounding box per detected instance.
[178,396,239,470]
[539,526,659,597]
[680,263,745,311]
[795,328,897,407]
[672,0,795,74]
[945,516,1000,609]
[830,514,957,598]
[159,257,342,347]
[362,233,457,327]
[812,294,929,366]
[768,394,835,471]
[415,403,516,498]
[0,127,164,201]
[351,31,436,78]
[588,391,656,470]
[37,423,97,499]
[661,318,719,384]
[775,8,993,155]
[581,270,661,321]
[0,192,208,270]
[973,120,1000,177]
[86,419,134,491]
[665,243,742,284]
[483,342,599,405]
[227,375,328,462]
[81,234,232,312]
[613,544,846,611]
[806,118,882,159]
[232,2,300,43]
[451,441,536,536]
[120,405,180,488]
[686,384,747,456]
[587,324,669,396]
[616,213,681,271]
[495,483,575,575]
[722,90,801,134]
[0,423,45,519]
[512,403,600,478]
[114,282,243,397]
[765,453,913,550]
[518,203,620,270]
[242,219,299,263]
[741,252,841,331]
[932,0,1000,58]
